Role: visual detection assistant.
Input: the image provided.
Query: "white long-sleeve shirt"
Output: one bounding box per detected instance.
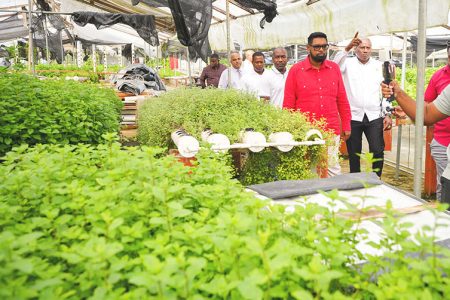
[218,67,244,90]
[266,66,289,108]
[333,51,384,122]
[241,69,271,98]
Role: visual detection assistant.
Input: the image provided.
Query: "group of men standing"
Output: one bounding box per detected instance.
[197,31,448,188]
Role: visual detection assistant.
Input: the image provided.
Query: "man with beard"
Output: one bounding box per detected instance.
[266,47,289,108]
[218,50,244,90]
[333,34,392,178]
[198,53,227,88]
[241,51,270,100]
[283,32,351,176]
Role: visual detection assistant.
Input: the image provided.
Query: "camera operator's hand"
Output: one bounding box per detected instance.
[392,106,407,119]
[381,81,401,99]
[383,116,392,130]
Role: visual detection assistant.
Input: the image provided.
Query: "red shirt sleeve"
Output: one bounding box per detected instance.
[283,64,297,109]
[335,68,351,132]
[424,74,438,102]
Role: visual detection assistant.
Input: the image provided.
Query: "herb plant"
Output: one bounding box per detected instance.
[0,73,122,155]
[138,88,329,184]
[1,141,449,299]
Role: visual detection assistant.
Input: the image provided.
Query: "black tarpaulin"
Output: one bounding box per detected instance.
[234,0,278,28]
[132,0,212,62]
[112,63,166,93]
[248,172,382,200]
[71,12,159,46]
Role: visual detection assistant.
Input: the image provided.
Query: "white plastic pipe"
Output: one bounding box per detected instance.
[171,130,200,158]
[209,140,325,152]
[240,130,267,152]
[268,132,294,152]
[175,129,325,157]
[201,130,231,153]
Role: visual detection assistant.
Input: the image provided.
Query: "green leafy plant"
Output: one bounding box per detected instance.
[32,63,122,82]
[138,88,329,184]
[1,142,449,299]
[0,73,122,155]
[395,66,442,98]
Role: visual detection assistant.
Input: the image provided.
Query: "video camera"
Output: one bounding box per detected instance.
[379,60,396,117]
[382,61,396,103]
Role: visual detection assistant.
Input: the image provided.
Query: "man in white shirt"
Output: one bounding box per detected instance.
[218,50,244,89]
[333,34,392,177]
[242,49,254,74]
[241,51,270,100]
[266,47,289,108]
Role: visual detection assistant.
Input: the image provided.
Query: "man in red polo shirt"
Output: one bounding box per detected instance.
[283,32,351,176]
[425,44,450,201]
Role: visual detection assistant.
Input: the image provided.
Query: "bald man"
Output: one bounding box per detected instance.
[242,49,255,74]
[334,34,392,177]
[266,47,289,108]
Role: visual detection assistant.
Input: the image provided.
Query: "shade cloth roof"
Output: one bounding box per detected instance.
[209,0,450,50]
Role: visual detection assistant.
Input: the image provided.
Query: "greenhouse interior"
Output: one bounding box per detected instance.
[1,0,450,298]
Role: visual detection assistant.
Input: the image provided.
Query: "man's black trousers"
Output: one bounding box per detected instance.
[346,115,384,177]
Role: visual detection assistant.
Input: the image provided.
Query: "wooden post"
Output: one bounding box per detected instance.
[384,129,392,151]
[424,125,437,196]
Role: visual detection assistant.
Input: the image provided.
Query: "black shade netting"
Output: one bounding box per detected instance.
[28,0,65,63]
[407,35,449,56]
[33,30,63,63]
[71,12,159,46]
[234,0,278,28]
[35,0,65,31]
[131,0,212,62]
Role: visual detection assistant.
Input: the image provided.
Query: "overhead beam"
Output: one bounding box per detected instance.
[213,6,237,19]
[229,0,255,14]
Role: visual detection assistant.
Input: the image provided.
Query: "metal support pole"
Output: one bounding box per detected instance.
[28,0,35,74]
[395,32,408,179]
[59,30,64,64]
[226,0,231,88]
[118,46,123,67]
[432,49,435,68]
[76,41,82,67]
[295,44,298,63]
[103,46,108,71]
[14,40,18,64]
[43,14,50,62]
[414,0,427,198]
[186,47,192,86]
[92,44,96,73]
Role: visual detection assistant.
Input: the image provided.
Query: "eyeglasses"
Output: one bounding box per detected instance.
[310,44,329,51]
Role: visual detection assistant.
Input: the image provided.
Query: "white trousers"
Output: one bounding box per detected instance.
[328,135,342,177]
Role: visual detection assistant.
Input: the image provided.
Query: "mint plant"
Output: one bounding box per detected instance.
[0,73,122,155]
[1,142,449,299]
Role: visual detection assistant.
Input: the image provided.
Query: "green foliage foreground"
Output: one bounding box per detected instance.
[1,141,450,299]
[138,88,327,185]
[0,73,122,156]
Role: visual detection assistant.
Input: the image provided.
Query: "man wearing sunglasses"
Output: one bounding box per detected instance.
[333,34,392,178]
[283,32,351,177]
